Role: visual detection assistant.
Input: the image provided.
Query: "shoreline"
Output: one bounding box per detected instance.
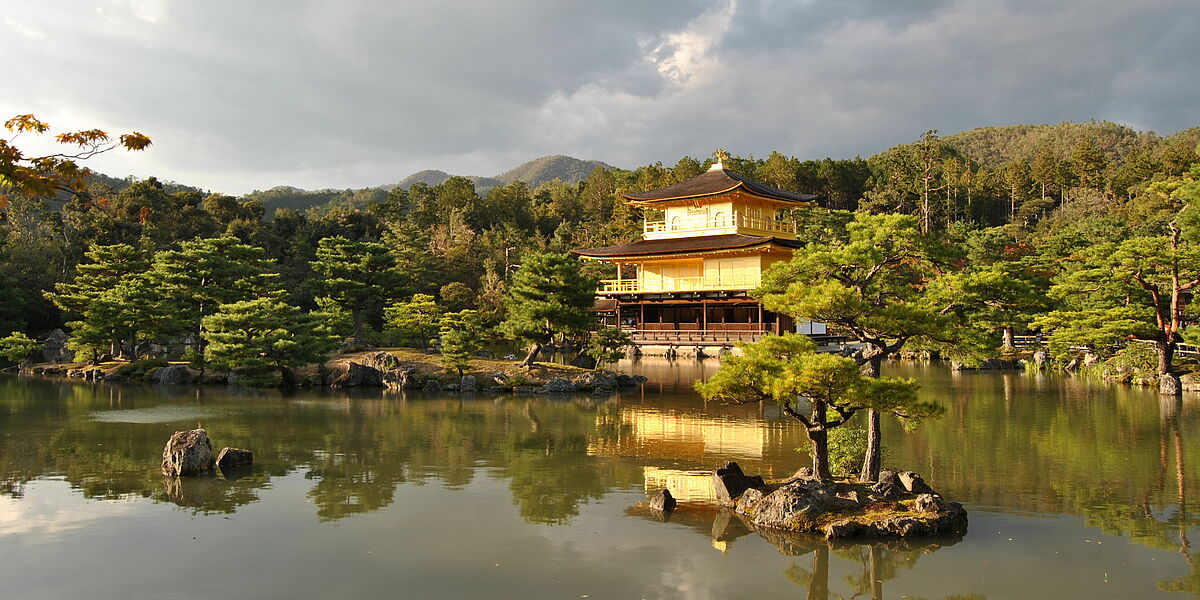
[11,347,647,394]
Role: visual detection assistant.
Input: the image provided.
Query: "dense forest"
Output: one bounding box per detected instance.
[2,118,1199,384]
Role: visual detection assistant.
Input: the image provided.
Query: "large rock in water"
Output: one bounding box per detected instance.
[162,429,214,476]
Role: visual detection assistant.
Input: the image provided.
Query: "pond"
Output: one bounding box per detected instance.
[0,360,1197,599]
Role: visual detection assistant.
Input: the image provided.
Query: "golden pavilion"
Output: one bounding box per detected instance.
[573,154,825,352]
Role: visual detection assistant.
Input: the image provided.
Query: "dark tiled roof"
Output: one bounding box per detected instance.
[622,168,818,204]
[572,234,803,258]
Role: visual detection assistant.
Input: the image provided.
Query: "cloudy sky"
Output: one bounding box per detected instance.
[3,0,1197,194]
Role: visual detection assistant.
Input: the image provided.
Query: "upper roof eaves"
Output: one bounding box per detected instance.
[621,168,819,204]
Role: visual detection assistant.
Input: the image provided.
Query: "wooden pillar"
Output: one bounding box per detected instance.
[702,300,708,341]
[757,303,763,334]
[640,303,645,330]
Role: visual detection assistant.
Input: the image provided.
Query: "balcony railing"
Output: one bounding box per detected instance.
[643,213,796,236]
[598,274,761,293]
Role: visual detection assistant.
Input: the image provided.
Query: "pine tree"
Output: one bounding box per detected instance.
[46,244,149,316]
[384,293,443,349]
[587,327,633,364]
[498,252,597,367]
[150,237,281,354]
[1071,139,1109,190]
[310,236,403,347]
[757,213,980,480]
[697,334,936,480]
[45,244,168,359]
[202,295,338,386]
[437,309,483,376]
[1034,220,1200,394]
[65,273,174,360]
[0,332,41,366]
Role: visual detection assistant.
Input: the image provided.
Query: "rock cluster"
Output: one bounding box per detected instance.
[710,461,967,540]
[162,429,254,477]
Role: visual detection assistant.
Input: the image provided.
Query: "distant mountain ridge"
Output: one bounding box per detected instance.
[235,154,614,218]
[391,155,614,191]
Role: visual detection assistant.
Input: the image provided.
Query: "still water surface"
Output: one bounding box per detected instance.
[0,360,1197,599]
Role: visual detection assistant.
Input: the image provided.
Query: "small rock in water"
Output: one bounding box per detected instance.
[649,489,676,513]
[615,374,647,387]
[162,429,214,476]
[215,447,253,470]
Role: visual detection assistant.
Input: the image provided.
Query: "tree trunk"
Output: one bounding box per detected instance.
[1158,339,1174,375]
[808,545,830,600]
[352,309,366,347]
[1002,327,1015,351]
[520,343,542,368]
[860,410,881,482]
[860,352,883,482]
[808,429,831,480]
[868,545,883,600]
[1158,339,1181,396]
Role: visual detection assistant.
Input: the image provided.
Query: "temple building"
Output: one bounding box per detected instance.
[573,155,826,353]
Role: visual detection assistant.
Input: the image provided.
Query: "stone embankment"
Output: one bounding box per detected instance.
[16,349,647,394]
[709,461,967,540]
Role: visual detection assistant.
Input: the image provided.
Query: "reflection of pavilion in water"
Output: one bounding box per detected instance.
[589,404,803,467]
[589,394,811,504]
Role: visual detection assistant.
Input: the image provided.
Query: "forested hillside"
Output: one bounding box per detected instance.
[2,119,1198,376]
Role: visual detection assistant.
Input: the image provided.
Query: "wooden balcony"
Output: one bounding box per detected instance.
[599,274,761,294]
[643,213,796,239]
[626,324,769,344]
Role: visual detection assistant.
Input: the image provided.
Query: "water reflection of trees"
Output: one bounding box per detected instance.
[893,369,1200,596]
[0,378,643,523]
[626,501,970,599]
[782,541,982,600]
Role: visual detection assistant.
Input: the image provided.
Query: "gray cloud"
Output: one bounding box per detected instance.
[1,0,1196,194]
